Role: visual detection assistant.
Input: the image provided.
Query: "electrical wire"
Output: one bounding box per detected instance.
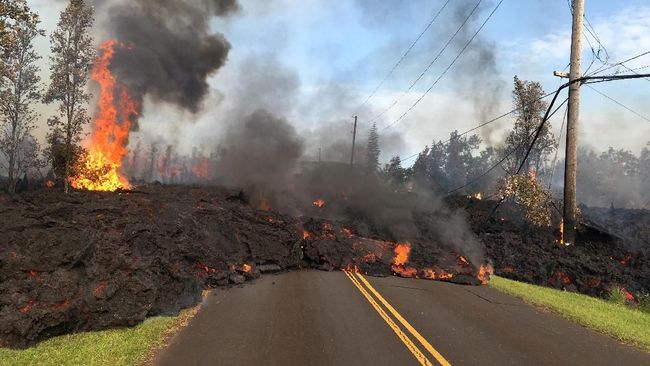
[364,0,485,125]
[382,0,505,131]
[352,0,452,117]
[587,84,650,123]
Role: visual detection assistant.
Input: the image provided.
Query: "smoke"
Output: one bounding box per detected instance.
[98,0,239,129]
[451,0,505,145]
[216,109,305,200]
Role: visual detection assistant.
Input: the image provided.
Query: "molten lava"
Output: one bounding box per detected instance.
[71,40,137,192]
[391,242,418,278]
[477,264,494,285]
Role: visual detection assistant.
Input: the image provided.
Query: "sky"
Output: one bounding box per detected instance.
[26,0,650,164]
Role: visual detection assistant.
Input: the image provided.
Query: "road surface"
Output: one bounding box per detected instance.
[155,270,650,366]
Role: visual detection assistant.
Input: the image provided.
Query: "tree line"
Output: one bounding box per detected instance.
[0,0,94,193]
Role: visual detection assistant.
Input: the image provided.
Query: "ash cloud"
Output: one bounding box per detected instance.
[100,0,239,127]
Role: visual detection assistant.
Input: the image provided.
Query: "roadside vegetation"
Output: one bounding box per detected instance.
[490,276,650,352]
[0,306,198,366]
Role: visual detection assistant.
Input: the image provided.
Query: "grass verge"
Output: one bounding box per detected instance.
[489,276,650,352]
[0,305,200,366]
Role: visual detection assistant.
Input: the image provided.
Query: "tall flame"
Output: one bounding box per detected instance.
[71,40,137,192]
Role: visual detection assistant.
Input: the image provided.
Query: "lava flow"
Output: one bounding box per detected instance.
[71,40,137,192]
[391,242,418,278]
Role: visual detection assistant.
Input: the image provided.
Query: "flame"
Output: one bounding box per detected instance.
[313,199,326,208]
[392,242,411,266]
[391,242,417,277]
[242,264,252,273]
[192,157,210,178]
[559,218,565,245]
[477,264,494,285]
[71,40,136,192]
[457,255,470,266]
[302,230,311,240]
[474,192,482,200]
[46,180,54,188]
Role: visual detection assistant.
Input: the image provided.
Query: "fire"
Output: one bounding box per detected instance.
[391,242,417,278]
[559,218,565,245]
[477,264,494,285]
[474,192,482,200]
[46,180,54,188]
[242,264,252,273]
[457,255,470,266]
[313,199,326,208]
[393,242,411,266]
[302,230,311,240]
[192,157,210,178]
[71,40,136,192]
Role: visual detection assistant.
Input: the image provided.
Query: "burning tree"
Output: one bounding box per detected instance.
[0,7,42,193]
[43,0,94,193]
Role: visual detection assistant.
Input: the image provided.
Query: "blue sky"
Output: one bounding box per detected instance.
[29,0,650,162]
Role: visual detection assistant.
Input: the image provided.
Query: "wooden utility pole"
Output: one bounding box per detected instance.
[564,0,585,245]
[350,116,358,167]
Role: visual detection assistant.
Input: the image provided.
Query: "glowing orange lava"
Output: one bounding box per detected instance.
[71,40,137,192]
[392,242,410,266]
[391,242,417,278]
[477,264,494,285]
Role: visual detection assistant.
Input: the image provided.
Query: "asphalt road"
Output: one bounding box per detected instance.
[155,270,650,366]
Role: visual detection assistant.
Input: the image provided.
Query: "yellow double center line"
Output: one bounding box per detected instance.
[343,270,452,366]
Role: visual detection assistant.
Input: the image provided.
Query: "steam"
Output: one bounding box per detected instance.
[99,0,239,129]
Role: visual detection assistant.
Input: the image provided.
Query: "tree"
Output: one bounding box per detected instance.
[0,0,38,62]
[0,14,42,193]
[504,76,555,175]
[365,122,380,175]
[43,0,94,193]
[382,155,406,190]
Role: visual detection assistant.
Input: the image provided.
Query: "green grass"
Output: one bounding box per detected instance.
[0,308,196,366]
[490,276,650,352]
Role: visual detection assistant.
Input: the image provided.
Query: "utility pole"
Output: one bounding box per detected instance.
[563,0,585,245]
[350,116,358,167]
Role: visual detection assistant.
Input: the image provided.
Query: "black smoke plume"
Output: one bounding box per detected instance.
[100,0,239,129]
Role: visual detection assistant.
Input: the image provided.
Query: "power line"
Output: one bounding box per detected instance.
[352,0,452,116]
[590,50,650,76]
[445,95,568,196]
[399,90,557,163]
[586,84,650,123]
[364,0,484,125]
[382,0,505,131]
